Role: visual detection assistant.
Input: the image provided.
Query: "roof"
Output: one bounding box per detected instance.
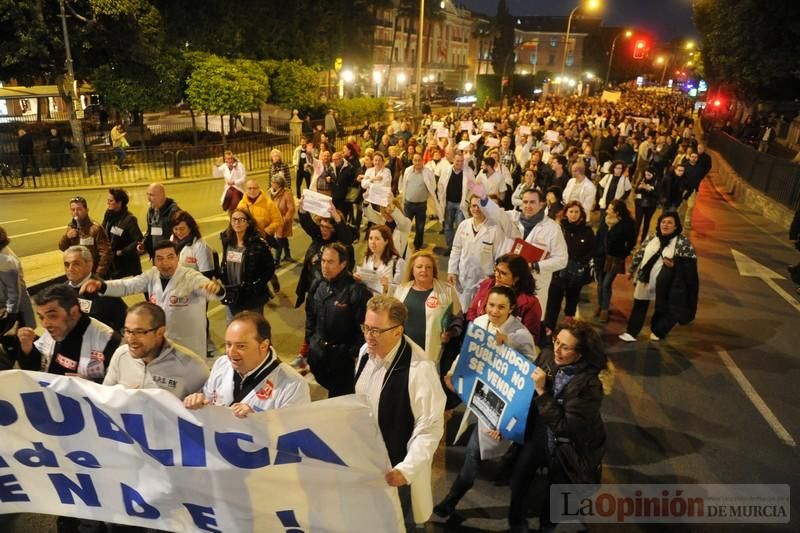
[0,84,94,99]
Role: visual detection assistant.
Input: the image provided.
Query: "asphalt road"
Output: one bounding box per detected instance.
[1,161,799,532]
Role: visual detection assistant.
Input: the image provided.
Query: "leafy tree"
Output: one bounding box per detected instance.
[694,0,800,100]
[185,54,269,147]
[260,60,320,110]
[490,0,515,77]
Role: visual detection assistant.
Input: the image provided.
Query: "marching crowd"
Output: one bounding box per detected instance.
[0,89,707,532]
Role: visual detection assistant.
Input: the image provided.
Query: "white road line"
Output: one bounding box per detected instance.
[715,346,796,447]
[0,218,28,225]
[10,226,65,238]
[762,277,800,314]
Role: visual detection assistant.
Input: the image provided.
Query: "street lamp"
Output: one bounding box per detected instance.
[561,0,601,89]
[685,40,695,50]
[604,29,633,87]
[396,72,407,97]
[373,70,383,98]
[464,81,473,93]
[656,56,669,85]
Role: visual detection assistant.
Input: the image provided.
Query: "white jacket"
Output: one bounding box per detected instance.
[203,348,310,411]
[176,237,214,275]
[399,166,439,213]
[479,200,568,313]
[103,339,210,399]
[358,255,405,295]
[598,173,632,209]
[364,204,412,260]
[562,177,597,215]
[213,160,246,206]
[34,317,116,379]
[102,265,218,357]
[447,218,505,309]
[361,166,392,190]
[436,164,475,220]
[394,279,461,362]
[475,169,507,198]
[355,337,445,523]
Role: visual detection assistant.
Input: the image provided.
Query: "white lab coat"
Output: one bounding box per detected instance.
[447,218,505,309]
[479,200,568,313]
[475,169,507,198]
[357,255,405,295]
[213,160,246,207]
[394,279,461,362]
[598,173,633,209]
[436,165,475,221]
[176,236,214,274]
[364,204,412,260]
[102,265,218,357]
[360,166,392,190]
[562,177,597,215]
[355,336,445,523]
[399,166,439,209]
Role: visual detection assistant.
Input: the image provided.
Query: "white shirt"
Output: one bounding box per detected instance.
[562,177,597,215]
[354,341,402,419]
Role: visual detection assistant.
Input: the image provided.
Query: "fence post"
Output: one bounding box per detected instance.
[162,150,173,180]
[290,110,302,147]
[174,150,184,179]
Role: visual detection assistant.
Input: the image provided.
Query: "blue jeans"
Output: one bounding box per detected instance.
[404,200,427,250]
[443,201,465,249]
[597,269,617,311]
[457,425,483,484]
[113,146,126,168]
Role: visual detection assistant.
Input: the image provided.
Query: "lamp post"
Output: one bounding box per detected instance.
[656,56,670,85]
[414,0,425,114]
[604,29,632,87]
[560,0,600,93]
[58,0,88,176]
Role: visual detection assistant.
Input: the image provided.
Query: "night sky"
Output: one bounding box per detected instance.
[458,0,698,41]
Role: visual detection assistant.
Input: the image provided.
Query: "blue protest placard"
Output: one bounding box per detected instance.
[451,322,536,444]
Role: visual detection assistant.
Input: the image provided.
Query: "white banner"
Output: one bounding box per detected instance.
[301,189,333,218]
[0,371,403,532]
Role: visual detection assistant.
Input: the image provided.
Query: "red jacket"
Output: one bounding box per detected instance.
[466,277,542,344]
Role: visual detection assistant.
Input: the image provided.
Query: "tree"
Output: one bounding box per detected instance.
[694,0,800,100]
[490,0,515,77]
[260,60,320,111]
[185,54,269,148]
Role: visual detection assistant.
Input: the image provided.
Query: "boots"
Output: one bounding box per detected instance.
[433,476,473,517]
[598,310,609,323]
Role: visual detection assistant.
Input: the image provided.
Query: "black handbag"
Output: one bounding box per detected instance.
[559,259,592,287]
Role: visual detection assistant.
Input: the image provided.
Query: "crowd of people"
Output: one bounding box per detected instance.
[0,89,709,532]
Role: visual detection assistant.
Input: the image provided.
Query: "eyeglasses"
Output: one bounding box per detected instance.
[123,327,159,337]
[553,338,577,353]
[360,324,401,337]
[70,196,87,205]
[230,217,248,224]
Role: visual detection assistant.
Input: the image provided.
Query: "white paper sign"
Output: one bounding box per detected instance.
[469,134,482,144]
[460,120,473,131]
[544,130,560,142]
[357,268,384,294]
[302,189,333,218]
[365,184,391,207]
[436,128,449,138]
[482,122,495,133]
[519,125,531,135]
[484,137,500,148]
[0,371,405,533]
[430,121,444,130]
[457,140,471,151]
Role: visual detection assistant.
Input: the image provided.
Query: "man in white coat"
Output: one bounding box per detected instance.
[470,183,568,316]
[213,150,247,213]
[81,240,223,357]
[562,162,597,215]
[399,153,439,250]
[437,153,474,249]
[184,311,310,417]
[355,295,444,532]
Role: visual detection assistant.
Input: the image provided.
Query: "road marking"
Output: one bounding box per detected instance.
[0,218,28,225]
[9,226,65,238]
[731,249,800,313]
[715,346,796,447]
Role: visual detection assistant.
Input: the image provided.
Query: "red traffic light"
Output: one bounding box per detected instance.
[713,99,722,107]
[633,39,647,59]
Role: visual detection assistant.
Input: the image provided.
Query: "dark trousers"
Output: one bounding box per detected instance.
[634,203,657,242]
[508,415,550,530]
[20,153,40,177]
[404,200,427,250]
[544,282,582,331]
[626,298,679,338]
[295,171,311,198]
[274,237,291,263]
[397,485,416,532]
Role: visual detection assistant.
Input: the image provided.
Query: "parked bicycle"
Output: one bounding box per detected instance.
[1,163,24,188]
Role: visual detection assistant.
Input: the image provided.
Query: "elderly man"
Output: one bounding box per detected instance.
[63,245,127,332]
[355,295,445,531]
[184,311,309,416]
[305,243,371,397]
[58,196,113,279]
[139,183,180,260]
[104,302,209,398]
[16,285,121,380]
[562,162,597,216]
[399,153,439,251]
[82,240,223,357]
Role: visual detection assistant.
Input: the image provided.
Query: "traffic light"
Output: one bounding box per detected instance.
[713,99,722,108]
[633,39,647,59]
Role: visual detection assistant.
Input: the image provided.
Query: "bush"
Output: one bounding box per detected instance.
[331,97,387,125]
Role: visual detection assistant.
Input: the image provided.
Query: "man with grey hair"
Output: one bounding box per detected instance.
[104,302,209,399]
[355,295,445,530]
[62,245,127,332]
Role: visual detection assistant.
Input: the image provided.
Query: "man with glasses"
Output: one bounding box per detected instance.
[81,240,223,357]
[355,295,445,531]
[58,195,113,279]
[184,311,309,416]
[16,285,121,381]
[304,243,370,397]
[104,302,208,398]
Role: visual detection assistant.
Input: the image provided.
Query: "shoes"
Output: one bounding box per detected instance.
[271,277,281,293]
[618,332,637,342]
[598,310,609,323]
[649,332,661,341]
[593,306,601,317]
[563,315,575,324]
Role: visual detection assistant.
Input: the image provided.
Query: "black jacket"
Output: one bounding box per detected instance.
[603,218,637,259]
[661,170,686,208]
[144,198,180,258]
[102,208,143,278]
[531,349,606,483]
[295,211,356,306]
[655,256,699,325]
[561,221,595,264]
[330,162,356,204]
[634,175,663,210]
[18,133,35,155]
[65,278,127,333]
[219,231,275,308]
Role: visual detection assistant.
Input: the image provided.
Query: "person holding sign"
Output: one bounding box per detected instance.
[185,312,310,417]
[219,209,275,316]
[354,295,445,531]
[435,286,536,519]
[355,225,405,296]
[508,320,606,533]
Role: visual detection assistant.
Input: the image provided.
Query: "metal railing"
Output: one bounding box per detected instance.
[708,130,800,210]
